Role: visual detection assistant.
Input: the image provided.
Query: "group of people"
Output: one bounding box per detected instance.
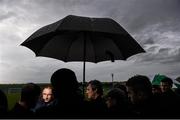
[0,68,180,118]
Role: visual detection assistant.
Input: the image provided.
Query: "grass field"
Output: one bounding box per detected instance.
[6,93,20,110]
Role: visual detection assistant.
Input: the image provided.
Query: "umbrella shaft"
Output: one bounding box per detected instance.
[83,61,85,96]
[82,32,87,96]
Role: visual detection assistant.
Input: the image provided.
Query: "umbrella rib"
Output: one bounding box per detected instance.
[90,33,97,63]
[65,38,73,62]
[88,32,97,63]
[65,33,78,62]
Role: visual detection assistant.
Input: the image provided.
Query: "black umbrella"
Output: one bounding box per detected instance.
[21,15,145,95]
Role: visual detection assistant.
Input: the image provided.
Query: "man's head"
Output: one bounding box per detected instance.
[50,68,79,96]
[160,77,173,93]
[42,86,54,103]
[20,83,41,109]
[105,88,127,108]
[126,75,152,104]
[86,80,103,100]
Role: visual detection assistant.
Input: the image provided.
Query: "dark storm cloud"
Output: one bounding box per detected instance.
[141,38,155,45]
[1,0,180,83]
[120,0,180,32]
[133,46,180,64]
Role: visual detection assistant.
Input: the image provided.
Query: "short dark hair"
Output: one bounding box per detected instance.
[126,75,152,95]
[161,77,173,85]
[21,83,41,102]
[40,85,54,99]
[42,85,54,93]
[113,83,127,94]
[50,68,79,94]
[106,88,126,103]
[88,80,103,96]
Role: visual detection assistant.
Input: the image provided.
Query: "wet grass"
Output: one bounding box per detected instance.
[6,93,20,110]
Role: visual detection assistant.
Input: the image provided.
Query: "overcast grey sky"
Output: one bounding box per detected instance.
[0,0,180,84]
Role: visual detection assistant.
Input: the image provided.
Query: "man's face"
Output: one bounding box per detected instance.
[152,87,161,94]
[86,84,96,99]
[126,87,140,104]
[160,82,171,93]
[42,88,53,103]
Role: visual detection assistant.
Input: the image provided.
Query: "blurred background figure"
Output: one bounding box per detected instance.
[126,75,159,118]
[160,77,173,93]
[159,77,180,118]
[105,88,131,118]
[9,83,41,118]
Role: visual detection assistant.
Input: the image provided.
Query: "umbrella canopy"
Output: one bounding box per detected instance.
[21,15,145,94]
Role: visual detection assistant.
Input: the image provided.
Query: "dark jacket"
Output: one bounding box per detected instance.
[129,96,163,118]
[35,94,86,119]
[33,99,56,112]
[158,90,180,118]
[85,96,108,118]
[106,102,133,118]
[9,103,35,118]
